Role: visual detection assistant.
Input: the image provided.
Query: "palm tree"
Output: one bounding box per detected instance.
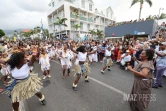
[96,29,104,39]
[72,24,82,38]
[89,29,96,40]
[54,17,67,39]
[158,13,166,19]
[130,0,152,20]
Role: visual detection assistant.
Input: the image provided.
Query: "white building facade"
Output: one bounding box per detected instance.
[47,0,115,39]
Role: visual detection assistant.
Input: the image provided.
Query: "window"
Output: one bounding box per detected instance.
[107,11,108,17]
[71,21,74,26]
[87,24,90,30]
[89,4,92,11]
[52,2,54,7]
[82,0,85,8]
[80,22,83,30]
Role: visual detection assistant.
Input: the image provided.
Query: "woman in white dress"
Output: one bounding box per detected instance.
[60,43,72,79]
[1,52,46,111]
[39,48,51,80]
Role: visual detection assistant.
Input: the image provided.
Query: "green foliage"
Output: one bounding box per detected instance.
[72,24,82,31]
[96,29,104,39]
[44,29,49,37]
[146,15,153,20]
[89,29,96,36]
[0,29,5,38]
[22,32,31,37]
[130,0,152,7]
[159,13,166,19]
[54,17,68,27]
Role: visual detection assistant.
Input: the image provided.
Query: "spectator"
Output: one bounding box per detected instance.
[120,50,131,70]
[152,42,166,88]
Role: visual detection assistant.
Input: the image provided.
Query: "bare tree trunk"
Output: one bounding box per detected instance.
[139,3,143,20]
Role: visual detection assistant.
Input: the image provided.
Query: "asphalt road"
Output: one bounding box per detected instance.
[0,61,166,111]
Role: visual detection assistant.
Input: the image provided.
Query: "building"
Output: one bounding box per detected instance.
[47,0,115,39]
[105,20,158,40]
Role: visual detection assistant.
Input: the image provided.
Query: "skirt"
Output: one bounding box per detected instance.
[103,57,113,66]
[72,62,90,76]
[11,73,43,103]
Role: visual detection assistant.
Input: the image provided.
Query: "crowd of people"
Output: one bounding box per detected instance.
[109,15,163,27]
[0,32,165,111]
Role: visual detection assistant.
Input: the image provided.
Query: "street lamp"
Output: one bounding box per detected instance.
[157,8,164,25]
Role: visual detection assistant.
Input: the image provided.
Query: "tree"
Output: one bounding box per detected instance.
[44,29,49,38]
[54,17,67,39]
[130,0,152,20]
[146,15,153,20]
[96,29,104,39]
[72,24,82,38]
[0,29,5,38]
[89,29,96,39]
[159,13,166,19]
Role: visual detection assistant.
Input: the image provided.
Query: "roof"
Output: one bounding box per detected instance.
[88,0,94,4]
[22,29,31,33]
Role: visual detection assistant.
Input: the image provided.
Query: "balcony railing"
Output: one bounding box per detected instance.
[88,18,93,22]
[70,13,75,18]
[79,16,87,21]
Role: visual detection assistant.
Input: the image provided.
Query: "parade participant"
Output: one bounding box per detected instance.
[101,46,113,73]
[71,45,97,91]
[152,42,166,88]
[60,43,72,79]
[1,52,46,111]
[0,52,10,84]
[39,48,51,80]
[127,49,154,111]
[25,51,33,72]
[55,43,62,61]
[91,42,98,62]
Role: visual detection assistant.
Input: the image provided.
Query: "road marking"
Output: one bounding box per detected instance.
[52,60,126,96]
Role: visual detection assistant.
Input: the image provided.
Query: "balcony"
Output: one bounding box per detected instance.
[70,13,75,18]
[79,16,87,21]
[88,18,93,22]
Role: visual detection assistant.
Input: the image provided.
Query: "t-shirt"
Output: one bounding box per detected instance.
[123,54,131,62]
[156,50,166,67]
[105,50,111,56]
[11,63,30,79]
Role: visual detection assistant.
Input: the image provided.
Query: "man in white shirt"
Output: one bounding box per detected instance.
[120,50,131,70]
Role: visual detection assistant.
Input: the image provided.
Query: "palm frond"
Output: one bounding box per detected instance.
[61,18,68,21]
[145,0,152,7]
[57,17,60,20]
[159,13,166,19]
[130,0,139,7]
[62,24,67,27]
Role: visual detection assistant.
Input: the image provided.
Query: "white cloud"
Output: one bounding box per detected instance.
[94,0,166,22]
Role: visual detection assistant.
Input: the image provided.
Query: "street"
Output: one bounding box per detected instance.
[1,61,166,111]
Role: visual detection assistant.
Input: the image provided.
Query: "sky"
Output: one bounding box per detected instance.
[0,0,166,30]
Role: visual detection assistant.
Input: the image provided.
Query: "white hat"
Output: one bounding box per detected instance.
[126,50,130,53]
[161,42,166,45]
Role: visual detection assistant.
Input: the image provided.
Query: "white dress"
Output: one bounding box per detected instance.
[60,49,72,69]
[92,46,98,62]
[39,54,50,71]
